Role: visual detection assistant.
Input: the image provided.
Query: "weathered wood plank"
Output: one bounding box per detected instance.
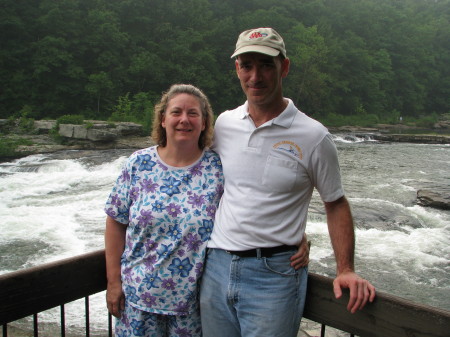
[303,273,450,337]
[0,250,106,325]
[1,250,449,337]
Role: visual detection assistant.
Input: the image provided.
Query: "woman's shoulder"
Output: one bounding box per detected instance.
[120,146,157,170]
[128,145,156,159]
[202,149,223,177]
[203,148,221,160]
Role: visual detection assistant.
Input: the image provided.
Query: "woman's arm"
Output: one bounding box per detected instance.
[105,215,127,318]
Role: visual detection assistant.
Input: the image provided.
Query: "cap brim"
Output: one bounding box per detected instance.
[231,45,280,58]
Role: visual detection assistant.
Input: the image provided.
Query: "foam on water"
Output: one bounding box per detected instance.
[0,154,128,271]
[306,200,450,294]
[0,143,448,333]
[332,134,376,144]
[0,153,130,333]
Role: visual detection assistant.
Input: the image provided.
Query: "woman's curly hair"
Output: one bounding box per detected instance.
[151,84,214,149]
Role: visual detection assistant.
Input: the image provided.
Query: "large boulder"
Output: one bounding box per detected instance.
[34,120,56,133]
[116,122,144,136]
[417,190,450,210]
[58,124,76,138]
[86,128,117,142]
[58,122,142,142]
[59,124,117,142]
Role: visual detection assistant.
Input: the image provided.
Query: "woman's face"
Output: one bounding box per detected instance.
[162,93,205,147]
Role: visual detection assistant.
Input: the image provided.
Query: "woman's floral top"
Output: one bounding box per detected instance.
[105,146,223,315]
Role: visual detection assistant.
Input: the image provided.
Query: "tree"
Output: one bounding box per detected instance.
[0,0,40,117]
[0,0,448,121]
[85,72,114,116]
[284,24,332,116]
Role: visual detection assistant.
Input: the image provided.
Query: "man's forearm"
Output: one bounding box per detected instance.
[325,196,355,274]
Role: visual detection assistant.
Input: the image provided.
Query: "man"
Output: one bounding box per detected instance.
[199,27,376,337]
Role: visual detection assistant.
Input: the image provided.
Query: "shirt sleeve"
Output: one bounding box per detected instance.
[104,157,133,225]
[310,133,345,202]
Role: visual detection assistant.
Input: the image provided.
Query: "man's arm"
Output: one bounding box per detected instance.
[325,196,376,313]
[105,215,127,318]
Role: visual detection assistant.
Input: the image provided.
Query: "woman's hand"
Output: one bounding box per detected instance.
[106,281,125,318]
[290,234,310,269]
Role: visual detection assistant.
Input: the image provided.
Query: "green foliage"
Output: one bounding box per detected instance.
[416,116,437,129]
[18,116,35,133]
[381,109,402,125]
[109,92,154,134]
[13,106,35,133]
[285,23,332,114]
[0,137,33,158]
[56,114,85,125]
[85,72,115,115]
[1,119,15,135]
[133,92,154,135]
[318,113,347,127]
[110,93,132,122]
[50,114,85,143]
[404,114,439,129]
[318,112,380,128]
[18,105,36,119]
[0,0,448,123]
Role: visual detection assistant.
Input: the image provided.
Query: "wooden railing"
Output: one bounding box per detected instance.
[1,250,449,337]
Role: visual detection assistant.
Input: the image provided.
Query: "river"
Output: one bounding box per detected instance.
[0,136,449,335]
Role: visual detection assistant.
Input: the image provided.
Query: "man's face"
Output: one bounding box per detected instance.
[235,52,289,107]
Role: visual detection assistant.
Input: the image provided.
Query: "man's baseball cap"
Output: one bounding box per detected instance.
[231,27,286,58]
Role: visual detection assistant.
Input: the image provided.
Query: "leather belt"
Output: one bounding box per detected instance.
[226,245,297,258]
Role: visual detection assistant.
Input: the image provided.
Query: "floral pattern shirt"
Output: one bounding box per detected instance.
[105,146,223,315]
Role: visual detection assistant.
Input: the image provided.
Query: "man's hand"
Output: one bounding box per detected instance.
[106,281,125,318]
[290,236,310,269]
[333,271,376,313]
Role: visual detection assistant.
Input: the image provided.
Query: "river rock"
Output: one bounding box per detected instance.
[34,120,56,133]
[373,134,450,144]
[116,122,144,136]
[416,190,450,210]
[59,123,117,142]
[86,128,117,142]
[58,122,143,142]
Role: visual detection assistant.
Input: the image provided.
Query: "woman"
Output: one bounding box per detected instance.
[104,84,223,336]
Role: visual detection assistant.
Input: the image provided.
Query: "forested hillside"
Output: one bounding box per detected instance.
[1,0,449,126]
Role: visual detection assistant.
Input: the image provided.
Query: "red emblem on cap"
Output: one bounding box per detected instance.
[249,32,268,39]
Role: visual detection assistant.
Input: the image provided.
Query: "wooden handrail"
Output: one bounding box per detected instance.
[1,249,449,337]
[303,273,450,337]
[0,250,106,325]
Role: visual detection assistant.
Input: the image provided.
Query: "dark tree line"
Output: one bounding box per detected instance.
[1,0,448,125]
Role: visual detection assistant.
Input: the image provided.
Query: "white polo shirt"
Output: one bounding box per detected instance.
[208,99,344,250]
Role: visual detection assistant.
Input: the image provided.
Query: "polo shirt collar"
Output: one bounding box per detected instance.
[239,99,296,128]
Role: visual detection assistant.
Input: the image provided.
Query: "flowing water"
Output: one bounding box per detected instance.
[0,138,449,335]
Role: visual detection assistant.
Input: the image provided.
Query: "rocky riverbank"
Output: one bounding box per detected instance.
[2,119,449,210]
[329,124,450,144]
[3,119,449,158]
[0,119,154,159]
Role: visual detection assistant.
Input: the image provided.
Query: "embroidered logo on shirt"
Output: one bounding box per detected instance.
[273,141,302,159]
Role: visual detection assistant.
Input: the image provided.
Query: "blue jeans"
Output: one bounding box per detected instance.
[199,248,308,337]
